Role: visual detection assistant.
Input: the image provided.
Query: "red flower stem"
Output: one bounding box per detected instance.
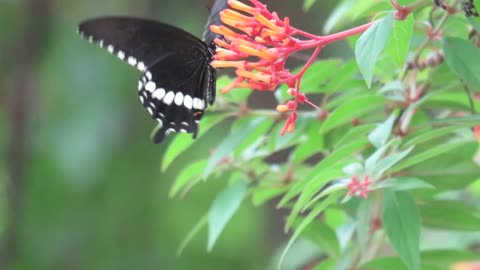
[322,21,375,44]
[297,46,322,78]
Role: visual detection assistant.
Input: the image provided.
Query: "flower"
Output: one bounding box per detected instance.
[347,176,372,198]
[211,0,373,135]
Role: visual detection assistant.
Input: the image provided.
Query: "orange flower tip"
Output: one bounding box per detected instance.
[276,104,290,113]
[237,44,277,62]
[254,36,266,43]
[287,122,295,133]
[254,13,283,32]
[228,0,255,14]
[223,9,252,23]
[214,38,231,49]
[211,25,238,39]
[211,60,244,69]
[236,70,271,83]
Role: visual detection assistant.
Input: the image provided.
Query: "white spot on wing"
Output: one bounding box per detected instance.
[163,91,175,105]
[152,88,165,100]
[138,62,146,72]
[165,128,175,136]
[107,45,114,53]
[138,81,143,91]
[174,92,184,106]
[146,71,152,80]
[147,107,153,115]
[145,81,156,92]
[117,50,125,60]
[181,121,189,126]
[183,95,193,109]
[99,40,104,47]
[193,98,202,110]
[139,96,144,103]
[88,36,93,43]
[180,129,187,133]
[128,56,137,66]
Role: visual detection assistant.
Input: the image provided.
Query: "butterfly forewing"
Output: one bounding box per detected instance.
[78,17,216,143]
[78,17,207,71]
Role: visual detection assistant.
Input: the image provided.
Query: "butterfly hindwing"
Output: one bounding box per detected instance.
[137,52,211,143]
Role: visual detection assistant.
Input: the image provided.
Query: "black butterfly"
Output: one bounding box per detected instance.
[78,0,227,143]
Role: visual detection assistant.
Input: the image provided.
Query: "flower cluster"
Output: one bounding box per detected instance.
[347,176,372,198]
[210,0,372,135]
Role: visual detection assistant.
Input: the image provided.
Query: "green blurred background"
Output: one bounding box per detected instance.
[0,1,340,269]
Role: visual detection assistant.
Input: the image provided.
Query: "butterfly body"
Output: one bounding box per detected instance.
[78,14,221,143]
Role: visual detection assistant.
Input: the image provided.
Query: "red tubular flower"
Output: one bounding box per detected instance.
[347,176,372,199]
[211,0,373,135]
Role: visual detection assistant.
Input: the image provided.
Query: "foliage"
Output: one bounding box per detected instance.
[165,0,480,269]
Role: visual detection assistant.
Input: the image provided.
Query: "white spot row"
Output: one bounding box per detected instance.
[140,80,205,110]
[80,32,147,72]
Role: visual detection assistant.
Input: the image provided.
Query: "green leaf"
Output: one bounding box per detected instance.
[302,180,350,212]
[389,140,470,173]
[429,114,480,126]
[468,16,480,32]
[321,60,359,94]
[355,11,394,88]
[403,126,464,147]
[177,213,208,256]
[300,59,342,93]
[323,0,390,33]
[313,258,335,270]
[169,160,207,197]
[293,220,341,258]
[302,0,317,11]
[320,95,385,134]
[443,37,480,88]
[402,142,480,190]
[207,180,247,251]
[162,114,227,171]
[334,124,376,148]
[357,199,373,254]
[284,169,344,229]
[252,186,288,206]
[372,146,414,179]
[203,117,266,178]
[365,140,396,174]
[278,193,340,269]
[279,138,368,208]
[374,177,435,191]
[422,249,480,267]
[384,14,414,70]
[362,257,408,270]
[382,191,421,270]
[368,113,397,148]
[420,200,480,231]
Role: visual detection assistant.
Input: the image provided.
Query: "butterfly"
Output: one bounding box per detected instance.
[78,0,227,143]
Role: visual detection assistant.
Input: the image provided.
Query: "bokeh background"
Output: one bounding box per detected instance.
[0,1,344,269]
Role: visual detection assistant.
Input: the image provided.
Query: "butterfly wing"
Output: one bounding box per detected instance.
[203,0,229,45]
[78,17,215,143]
[138,51,212,143]
[78,17,206,71]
